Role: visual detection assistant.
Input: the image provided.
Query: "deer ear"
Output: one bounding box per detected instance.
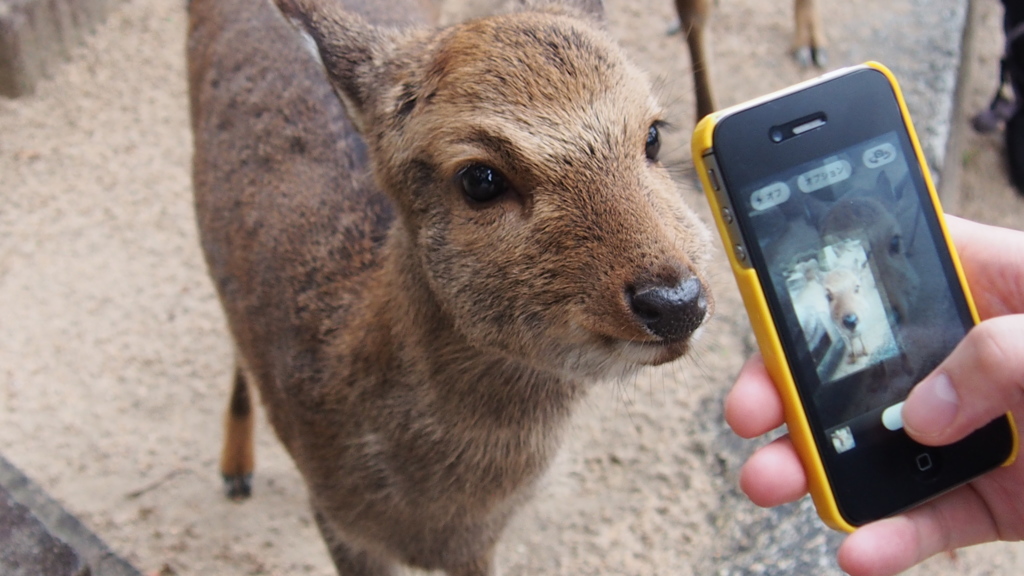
[874,170,894,202]
[274,0,403,133]
[516,0,605,21]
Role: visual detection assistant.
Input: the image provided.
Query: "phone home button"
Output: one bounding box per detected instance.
[915,453,933,472]
[913,451,941,481]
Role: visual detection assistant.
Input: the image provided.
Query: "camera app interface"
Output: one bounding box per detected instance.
[741,132,968,451]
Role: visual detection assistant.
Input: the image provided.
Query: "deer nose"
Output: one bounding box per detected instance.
[842,314,859,331]
[628,277,708,342]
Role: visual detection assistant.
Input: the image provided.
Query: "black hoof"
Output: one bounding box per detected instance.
[811,47,828,68]
[794,46,828,69]
[223,473,253,500]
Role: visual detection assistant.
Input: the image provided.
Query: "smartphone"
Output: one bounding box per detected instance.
[692,62,1019,531]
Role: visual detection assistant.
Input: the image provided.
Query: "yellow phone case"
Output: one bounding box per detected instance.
[691,61,1018,532]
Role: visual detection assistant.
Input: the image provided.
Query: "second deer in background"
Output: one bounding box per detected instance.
[674,0,826,119]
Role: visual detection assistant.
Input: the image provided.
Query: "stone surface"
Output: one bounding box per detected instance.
[0,485,88,576]
[0,454,140,576]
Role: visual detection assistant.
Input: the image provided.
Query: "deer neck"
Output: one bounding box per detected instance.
[366,227,585,432]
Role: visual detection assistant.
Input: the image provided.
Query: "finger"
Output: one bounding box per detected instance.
[902,315,1024,446]
[738,435,808,508]
[944,216,1024,318]
[725,354,786,439]
[837,481,1004,576]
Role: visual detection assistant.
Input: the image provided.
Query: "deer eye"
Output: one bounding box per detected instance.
[459,164,508,203]
[645,124,661,161]
[889,234,903,255]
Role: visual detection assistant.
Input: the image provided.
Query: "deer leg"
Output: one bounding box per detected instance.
[793,0,827,67]
[313,511,396,576]
[219,365,255,500]
[674,0,715,120]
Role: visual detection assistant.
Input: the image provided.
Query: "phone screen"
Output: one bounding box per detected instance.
[708,66,1015,526]
[738,129,970,453]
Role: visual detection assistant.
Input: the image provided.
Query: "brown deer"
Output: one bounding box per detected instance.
[819,176,921,326]
[822,264,871,364]
[673,0,827,119]
[187,0,713,574]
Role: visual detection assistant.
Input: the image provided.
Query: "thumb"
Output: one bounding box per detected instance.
[902,315,1024,446]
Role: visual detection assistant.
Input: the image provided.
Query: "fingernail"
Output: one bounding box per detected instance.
[903,372,959,438]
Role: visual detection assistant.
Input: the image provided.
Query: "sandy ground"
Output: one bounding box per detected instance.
[1,0,1023,574]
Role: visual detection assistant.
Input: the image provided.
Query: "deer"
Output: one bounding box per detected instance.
[822,264,871,364]
[819,173,921,326]
[187,0,713,573]
[673,0,826,119]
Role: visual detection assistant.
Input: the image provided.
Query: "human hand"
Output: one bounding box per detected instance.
[725,216,1024,576]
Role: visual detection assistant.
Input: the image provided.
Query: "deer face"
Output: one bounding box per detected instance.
[821,195,919,324]
[280,4,713,378]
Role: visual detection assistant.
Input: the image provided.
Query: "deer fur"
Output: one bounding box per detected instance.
[187,0,713,573]
[673,0,826,119]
